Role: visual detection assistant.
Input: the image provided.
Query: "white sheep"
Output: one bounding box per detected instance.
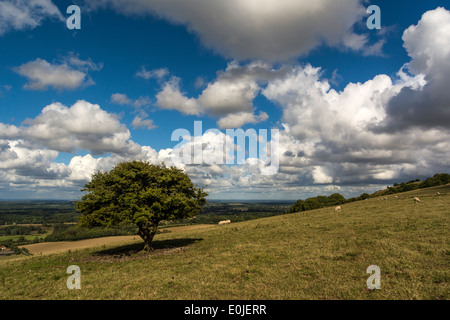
[218,220,231,226]
[334,206,341,213]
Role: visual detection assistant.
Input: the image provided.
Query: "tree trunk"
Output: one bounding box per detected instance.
[137,222,159,251]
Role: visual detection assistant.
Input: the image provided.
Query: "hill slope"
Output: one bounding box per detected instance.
[0,185,448,299]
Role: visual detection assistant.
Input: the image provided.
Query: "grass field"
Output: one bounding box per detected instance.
[0,233,51,243]
[0,185,448,300]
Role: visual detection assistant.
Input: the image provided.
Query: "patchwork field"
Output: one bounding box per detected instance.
[0,185,448,300]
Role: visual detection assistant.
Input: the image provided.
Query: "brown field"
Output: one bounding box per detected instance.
[20,224,214,256]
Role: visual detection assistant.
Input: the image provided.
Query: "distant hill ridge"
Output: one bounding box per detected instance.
[290,173,450,213]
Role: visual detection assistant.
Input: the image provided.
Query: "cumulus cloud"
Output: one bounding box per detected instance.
[155,77,202,115]
[85,0,372,61]
[110,93,132,105]
[374,7,450,132]
[0,123,19,138]
[0,100,142,155]
[261,61,447,185]
[155,62,278,126]
[67,154,101,182]
[15,55,102,91]
[312,166,333,184]
[131,116,157,130]
[217,111,268,129]
[0,139,69,185]
[110,93,151,108]
[197,70,260,116]
[0,143,147,198]
[0,0,63,36]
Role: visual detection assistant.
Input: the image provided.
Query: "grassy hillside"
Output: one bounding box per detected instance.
[0,185,448,300]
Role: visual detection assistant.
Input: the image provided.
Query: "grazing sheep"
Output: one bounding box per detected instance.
[436,192,440,196]
[334,206,341,213]
[218,220,231,226]
[394,196,398,199]
[414,197,421,203]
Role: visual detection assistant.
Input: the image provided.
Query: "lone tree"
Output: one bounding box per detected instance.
[76,160,207,251]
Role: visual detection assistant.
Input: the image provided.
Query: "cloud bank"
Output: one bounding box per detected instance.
[1,5,450,200]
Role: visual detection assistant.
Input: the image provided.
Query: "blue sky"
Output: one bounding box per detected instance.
[0,0,449,200]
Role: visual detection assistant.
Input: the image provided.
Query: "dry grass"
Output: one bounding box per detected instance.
[19,224,214,256]
[20,236,141,256]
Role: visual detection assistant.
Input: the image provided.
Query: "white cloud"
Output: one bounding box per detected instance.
[0,0,63,36]
[110,93,133,105]
[131,116,157,130]
[312,166,333,184]
[67,154,101,182]
[15,55,101,91]
[136,67,169,80]
[375,7,450,132]
[198,71,260,116]
[403,7,450,76]
[0,123,20,138]
[0,100,142,155]
[65,53,104,72]
[110,93,152,108]
[217,111,268,129]
[155,77,202,115]
[260,58,450,186]
[87,0,372,61]
[155,62,276,123]
[0,139,68,180]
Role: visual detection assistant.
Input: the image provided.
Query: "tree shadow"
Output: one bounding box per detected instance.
[93,237,203,257]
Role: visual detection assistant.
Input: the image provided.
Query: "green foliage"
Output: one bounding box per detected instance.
[76,160,207,250]
[0,225,45,237]
[419,173,450,188]
[359,193,370,200]
[289,193,347,213]
[44,224,138,242]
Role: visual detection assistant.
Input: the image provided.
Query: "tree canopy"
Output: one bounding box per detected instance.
[289,193,347,213]
[76,160,207,251]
